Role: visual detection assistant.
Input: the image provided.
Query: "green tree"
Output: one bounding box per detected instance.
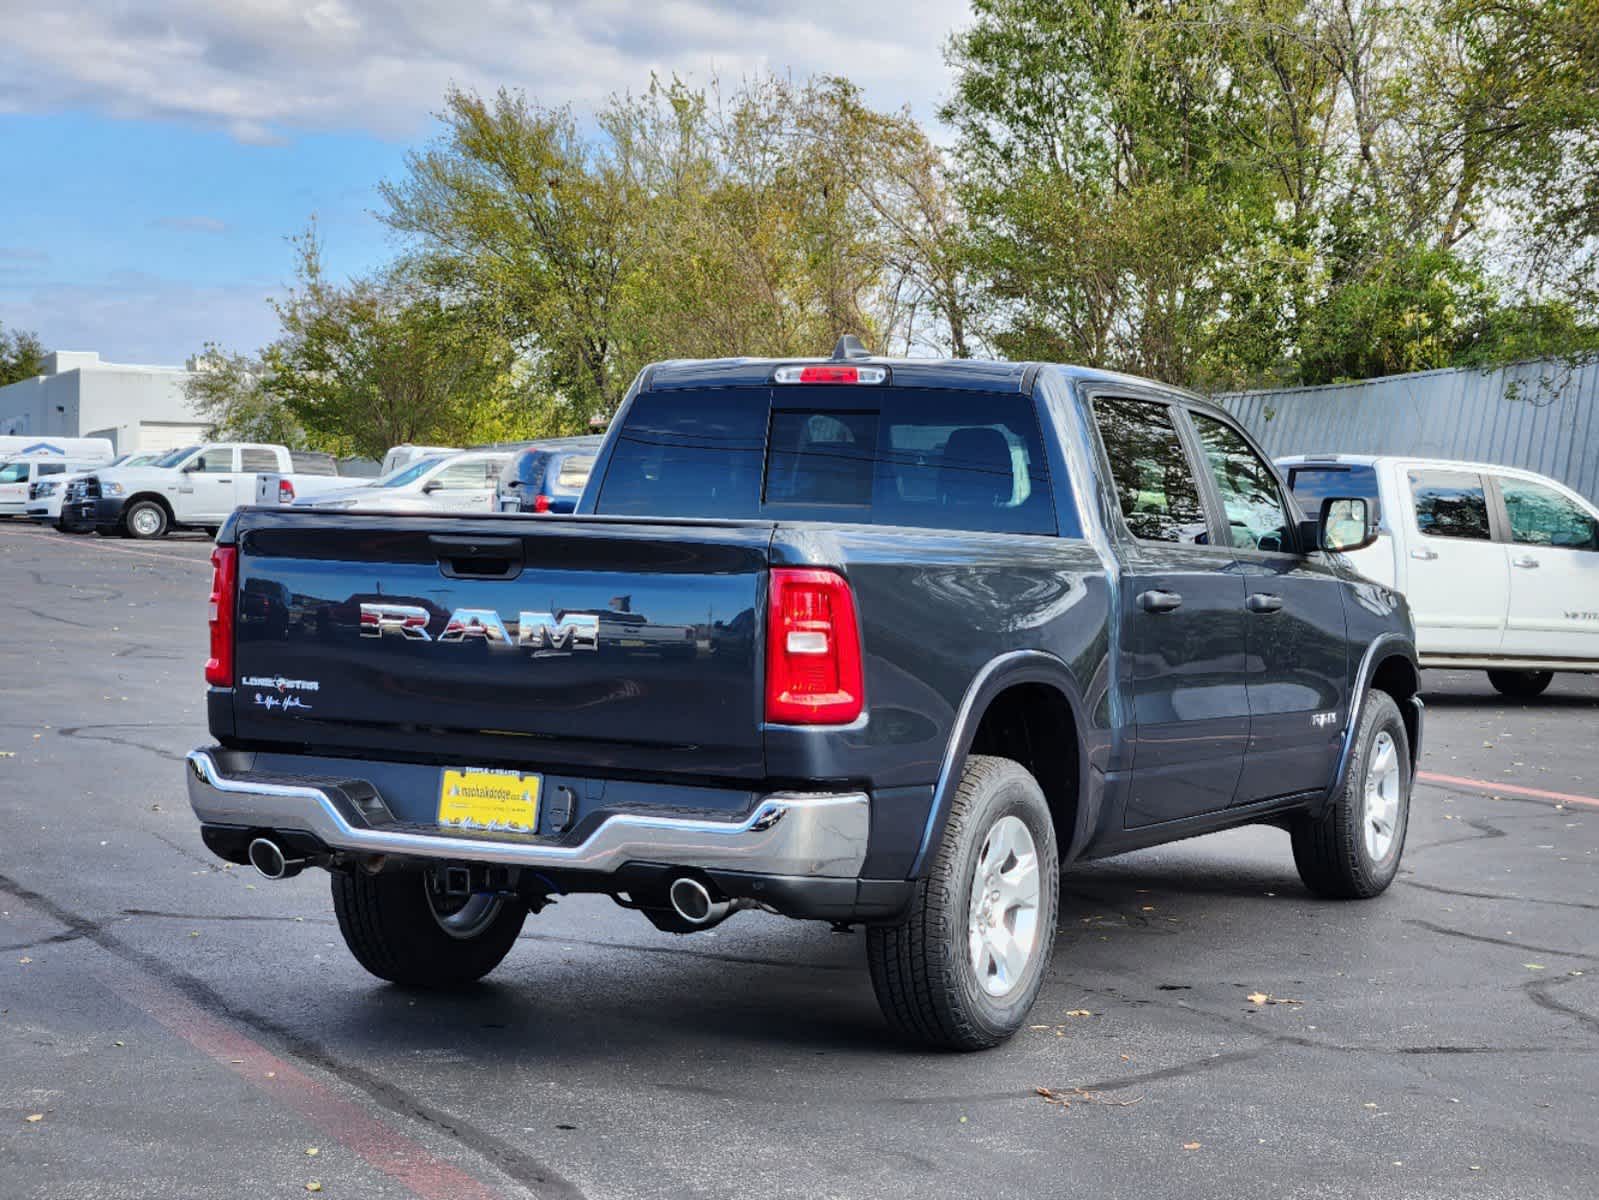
[263,227,556,459]
[945,0,1599,388]
[184,344,305,446]
[0,322,46,386]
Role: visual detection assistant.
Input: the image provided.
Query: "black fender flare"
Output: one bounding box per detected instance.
[1328,632,1423,805]
[908,649,1095,877]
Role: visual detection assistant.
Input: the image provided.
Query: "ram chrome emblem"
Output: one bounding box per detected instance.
[359,603,599,652]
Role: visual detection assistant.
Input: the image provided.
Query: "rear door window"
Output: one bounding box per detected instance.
[1092,397,1209,544]
[240,448,279,473]
[1410,470,1492,540]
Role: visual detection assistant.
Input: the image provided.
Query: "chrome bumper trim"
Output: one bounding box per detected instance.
[185,750,869,878]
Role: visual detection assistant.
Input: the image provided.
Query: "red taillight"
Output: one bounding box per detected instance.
[532,493,551,513]
[277,479,295,503]
[765,568,863,725]
[802,365,859,384]
[774,364,888,385]
[204,546,237,687]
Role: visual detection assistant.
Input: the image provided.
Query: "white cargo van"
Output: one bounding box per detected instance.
[0,439,117,516]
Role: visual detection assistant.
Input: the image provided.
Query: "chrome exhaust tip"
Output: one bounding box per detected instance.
[247,837,304,881]
[668,876,730,927]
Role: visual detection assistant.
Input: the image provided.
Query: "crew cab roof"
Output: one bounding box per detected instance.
[641,355,1207,401]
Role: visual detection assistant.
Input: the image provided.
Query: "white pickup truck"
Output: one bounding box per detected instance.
[71,443,370,539]
[1280,454,1599,697]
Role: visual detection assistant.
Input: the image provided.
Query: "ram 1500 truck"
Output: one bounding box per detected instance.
[184,346,1423,1049]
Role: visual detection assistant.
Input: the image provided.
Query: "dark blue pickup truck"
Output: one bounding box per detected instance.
[185,344,1422,1049]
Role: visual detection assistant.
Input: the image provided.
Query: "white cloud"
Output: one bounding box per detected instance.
[0,0,971,142]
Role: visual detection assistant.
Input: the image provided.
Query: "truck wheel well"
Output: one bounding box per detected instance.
[125,492,174,520]
[1370,654,1420,759]
[967,682,1080,857]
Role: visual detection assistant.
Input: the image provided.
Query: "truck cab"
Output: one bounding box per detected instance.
[78,442,296,538]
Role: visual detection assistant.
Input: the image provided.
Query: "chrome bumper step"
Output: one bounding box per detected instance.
[185,749,870,878]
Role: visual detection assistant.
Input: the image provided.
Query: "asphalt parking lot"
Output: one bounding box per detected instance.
[2,520,1597,1200]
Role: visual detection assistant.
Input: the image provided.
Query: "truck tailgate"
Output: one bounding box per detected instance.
[228,511,773,780]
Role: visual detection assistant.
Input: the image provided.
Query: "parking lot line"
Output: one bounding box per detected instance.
[1417,770,1599,810]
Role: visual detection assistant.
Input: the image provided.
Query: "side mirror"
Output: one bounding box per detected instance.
[421,479,443,494]
[1316,496,1377,553]
[181,460,201,473]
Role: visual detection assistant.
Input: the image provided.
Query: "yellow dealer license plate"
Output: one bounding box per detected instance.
[437,768,540,834]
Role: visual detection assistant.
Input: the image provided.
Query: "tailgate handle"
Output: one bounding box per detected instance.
[429,535,524,581]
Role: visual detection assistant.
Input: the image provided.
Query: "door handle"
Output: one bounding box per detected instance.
[1246,593,1284,614]
[1512,556,1540,569]
[1410,547,1438,561]
[1137,589,1183,614]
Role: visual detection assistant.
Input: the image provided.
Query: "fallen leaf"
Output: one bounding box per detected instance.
[1183,1141,1201,1151]
[1524,963,1546,971]
[25,1114,43,1123]
[1065,1009,1093,1018]
[306,1183,322,1193]
[1247,992,1269,1006]
[306,1148,319,1157]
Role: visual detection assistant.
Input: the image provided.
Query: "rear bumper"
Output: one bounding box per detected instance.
[186,748,871,880]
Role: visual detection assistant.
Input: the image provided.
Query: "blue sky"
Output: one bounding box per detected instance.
[0,1,968,366]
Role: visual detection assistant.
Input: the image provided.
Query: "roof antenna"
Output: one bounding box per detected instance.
[830,335,871,361]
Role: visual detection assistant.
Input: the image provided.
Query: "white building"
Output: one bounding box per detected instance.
[0,351,207,453]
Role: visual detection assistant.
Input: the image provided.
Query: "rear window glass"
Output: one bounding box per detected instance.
[555,455,596,491]
[1287,464,1382,525]
[594,388,769,517]
[594,386,1055,534]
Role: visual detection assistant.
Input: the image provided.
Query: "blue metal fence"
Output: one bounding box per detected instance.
[1216,357,1599,504]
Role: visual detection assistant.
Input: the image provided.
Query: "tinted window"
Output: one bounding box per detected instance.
[765,393,1053,533]
[1093,398,1208,544]
[0,462,29,484]
[596,388,769,518]
[766,411,876,507]
[1191,413,1293,553]
[1286,463,1382,526]
[290,451,338,476]
[1410,470,1491,540]
[596,386,1055,533]
[1499,478,1598,550]
[37,463,66,477]
[240,449,279,473]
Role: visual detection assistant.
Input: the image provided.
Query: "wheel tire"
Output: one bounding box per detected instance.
[866,755,1059,1050]
[1292,690,1410,899]
[123,500,169,540]
[331,870,527,988]
[1487,669,1553,699]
